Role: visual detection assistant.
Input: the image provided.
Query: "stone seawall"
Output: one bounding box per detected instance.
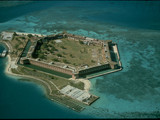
[87,68,122,79]
[29,59,73,76]
[79,64,110,76]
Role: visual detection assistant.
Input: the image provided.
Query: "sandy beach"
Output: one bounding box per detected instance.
[5,55,18,76]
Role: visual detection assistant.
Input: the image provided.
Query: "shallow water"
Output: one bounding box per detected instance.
[0,1,160,118]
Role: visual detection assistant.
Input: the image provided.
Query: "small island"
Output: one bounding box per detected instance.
[0,31,122,112]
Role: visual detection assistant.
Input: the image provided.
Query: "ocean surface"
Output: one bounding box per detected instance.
[0,1,160,118]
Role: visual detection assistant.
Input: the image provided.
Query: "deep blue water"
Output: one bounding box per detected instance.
[0,1,160,118]
[0,51,92,119]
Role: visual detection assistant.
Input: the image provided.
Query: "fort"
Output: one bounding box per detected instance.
[0,31,122,112]
[19,32,122,79]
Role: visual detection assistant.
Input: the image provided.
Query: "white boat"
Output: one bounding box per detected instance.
[0,50,7,57]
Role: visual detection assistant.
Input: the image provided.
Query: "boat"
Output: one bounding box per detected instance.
[0,50,7,57]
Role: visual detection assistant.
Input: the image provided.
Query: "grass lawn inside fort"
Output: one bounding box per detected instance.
[34,38,106,68]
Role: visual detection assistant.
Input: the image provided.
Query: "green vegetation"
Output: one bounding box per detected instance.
[21,37,25,39]
[70,54,74,58]
[27,34,33,38]
[38,53,46,59]
[60,45,66,49]
[9,35,28,57]
[34,38,104,68]
[70,82,84,90]
[14,66,84,90]
[63,59,70,64]
[7,33,41,58]
[51,46,57,51]
[53,58,59,62]
[79,40,84,44]
[57,53,62,57]
[91,60,96,63]
[13,32,18,36]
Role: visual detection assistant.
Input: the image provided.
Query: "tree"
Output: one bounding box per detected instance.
[46,48,50,51]
[39,54,45,59]
[13,32,18,36]
[51,51,54,54]
[21,37,25,39]
[14,44,19,49]
[84,48,87,53]
[27,34,33,38]
[57,53,62,57]
[51,41,55,44]
[53,58,59,62]
[63,59,70,64]
[70,54,74,58]
[60,45,66,49]
[51,46,56,51]
[62,52,66,55]
[18,48,24,51]
[79,40,84,44]
[91,60,96,63]
[43,43,48,48]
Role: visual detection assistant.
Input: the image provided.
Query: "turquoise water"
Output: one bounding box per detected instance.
[0,1,160,118]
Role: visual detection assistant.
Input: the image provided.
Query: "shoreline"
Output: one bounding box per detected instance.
[4,54,91,94]
[4,55,86,112]
[5,55,53,94]
[3,55,88,112]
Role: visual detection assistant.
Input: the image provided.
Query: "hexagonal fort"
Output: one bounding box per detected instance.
[20,32,122,79]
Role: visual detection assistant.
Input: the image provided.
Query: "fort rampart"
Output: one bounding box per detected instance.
[78,63,110,76]
[19,33,121,79]
[28,59,73,76]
